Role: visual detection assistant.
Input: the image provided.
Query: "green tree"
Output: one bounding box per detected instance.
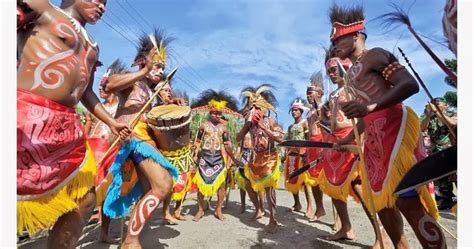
[443,91,457,108]
[444,58,457,88]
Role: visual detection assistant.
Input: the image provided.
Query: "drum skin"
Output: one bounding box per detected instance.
[147,104,191,151]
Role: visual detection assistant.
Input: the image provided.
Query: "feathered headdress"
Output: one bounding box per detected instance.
[100,59,129,87]
[329,4,366,42]
[307,71,324,93]
[289,98,310,114]
[191,89,240,116]
[132,28,173,67]
[240,84,278,114]
[377,3,457,86]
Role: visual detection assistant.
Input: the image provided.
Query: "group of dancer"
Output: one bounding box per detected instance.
[17,0,451,248]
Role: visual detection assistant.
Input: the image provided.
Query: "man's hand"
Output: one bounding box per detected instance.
[334,137,351,152]
[172,97,187,106]
[144,47,158,71]
[340,100,368,119]
[252,109,263,124]
[110,121,131,140]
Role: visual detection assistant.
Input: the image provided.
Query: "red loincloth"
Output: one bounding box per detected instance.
[17,89,88,200]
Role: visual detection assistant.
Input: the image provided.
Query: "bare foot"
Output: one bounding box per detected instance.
[214,209,225,221]
[121,239,142,249]
[324,228,355,241]
[192,210,205,222]
[99,234,119,244]
[287,204,302,212]
[264,221,279,233]
[308,209,326,222]
[163,213,178,225]
[239,206,246,214]
[173,213,187,221]
[372,226,391,249]
[305,207,315,219]
[251,209,264,220]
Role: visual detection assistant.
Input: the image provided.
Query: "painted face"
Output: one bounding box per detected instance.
[306,90,316,104]
[326,65,341,84]
[146,63,164,84]
[158,83,172,102]
[76,0,107,24]
[210,111,222,123]
[291,107,302,119]
[98,85,109,99]
[306,89,323,104]
[332,33,355,59]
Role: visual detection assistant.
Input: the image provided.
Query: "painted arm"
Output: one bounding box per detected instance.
[236,121,251,142]
[193,124,204,157]
[365,48,420,113]
[337,119,365,146]
[222,128,238,164]
[103,68,149,94]
[84,112,93,135]
[81,75,130,139]
[17,0,51,30]
[103,48,156,94]
[258,118,283,143]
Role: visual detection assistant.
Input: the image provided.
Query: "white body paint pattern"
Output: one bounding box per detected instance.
[418,213,445,248]
[129,194,160,236]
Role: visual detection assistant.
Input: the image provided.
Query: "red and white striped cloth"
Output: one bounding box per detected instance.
[443,0,457,56]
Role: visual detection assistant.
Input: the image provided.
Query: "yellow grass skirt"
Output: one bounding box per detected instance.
[17,143,96,236]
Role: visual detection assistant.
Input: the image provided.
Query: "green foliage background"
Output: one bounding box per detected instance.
[191,112,244,146]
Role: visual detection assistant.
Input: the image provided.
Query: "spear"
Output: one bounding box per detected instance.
[96,67,178,167]
[378,4,457,86]
[398,47,457,143]
[336,59,385,249]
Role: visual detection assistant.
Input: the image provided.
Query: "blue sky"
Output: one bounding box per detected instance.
[59,0,456,128]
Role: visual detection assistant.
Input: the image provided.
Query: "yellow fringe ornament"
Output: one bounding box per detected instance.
[317,161,359,202]
[18,142,97,236]
[244,156,281,192]
[359,107,439,219]
[193,168,227,197]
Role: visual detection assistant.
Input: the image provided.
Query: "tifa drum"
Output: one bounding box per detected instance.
[146,104,191,152]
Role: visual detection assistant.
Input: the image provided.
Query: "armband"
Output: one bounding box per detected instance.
[381,61,405,81]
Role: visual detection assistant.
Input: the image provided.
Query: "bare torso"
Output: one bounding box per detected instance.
[306,107,323,137]
[17,5,98,107]
[242,133,252,149]
[115,80,153,124]
[347,48,394,104]
[89,103,118,139]
[249,117,281,152]
[200,121,226,151]
[329,87,352,131]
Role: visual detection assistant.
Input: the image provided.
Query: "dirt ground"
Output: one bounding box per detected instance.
[19,176,457,249]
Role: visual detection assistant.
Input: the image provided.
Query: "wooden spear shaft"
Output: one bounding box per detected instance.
[398,47,457,143]
[340,63,384,249]
[96,68,177,166]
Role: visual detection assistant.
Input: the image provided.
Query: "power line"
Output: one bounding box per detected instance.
[169,49,210,86]
[106,4,141,40]
[115,0,148,34]
[124,0,155,30]
[100,18,137,46]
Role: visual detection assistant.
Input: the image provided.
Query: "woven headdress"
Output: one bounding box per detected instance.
[132,28,173,67]
[329,4,366,42]
[240,84,278,114]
